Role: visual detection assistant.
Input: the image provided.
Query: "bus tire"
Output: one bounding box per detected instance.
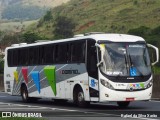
[117,101,130,108]
[74,87,90,107]
[21,85,29,103]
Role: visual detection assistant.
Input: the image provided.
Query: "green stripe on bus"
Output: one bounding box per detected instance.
[140,83,144,88]
[44,66,57,96]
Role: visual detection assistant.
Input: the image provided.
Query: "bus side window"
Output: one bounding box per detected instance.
[54,44,59,63]
[67,43,71,63]
[52,45,56,63]
[70,43,75,62]
[44,45,53,64]
[29,48,33,65]
[23,48,29,66]
[19,48,24,66]
[19,48,29,66]
[29,47,38,65]
[39,46,45,65]
[7,50,13,67]
[59,44,67,63]
[34,47,39,65]
[13,49,19,66]
[71,41,85,63]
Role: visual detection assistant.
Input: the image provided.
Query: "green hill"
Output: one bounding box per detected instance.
[0,0,70,31]
[0,0,70,20]
[29,0,160,38]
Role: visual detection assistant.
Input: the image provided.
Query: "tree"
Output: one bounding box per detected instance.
[22,32,42,43]
[0,31,3,43]
[53,16,76,39]
[0,33,22,46]
[152,26,160,35]
[0,58,4,74]
[43,10,53,21]
[128,26,151,37]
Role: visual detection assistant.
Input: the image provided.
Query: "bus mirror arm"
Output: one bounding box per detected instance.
[147,44,159,66]
[95,43,101,48]
[95,43,103,67]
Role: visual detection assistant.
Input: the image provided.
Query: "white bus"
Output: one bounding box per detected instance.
[4,33,159,107]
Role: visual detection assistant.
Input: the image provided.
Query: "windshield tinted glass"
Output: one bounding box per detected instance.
[100,43,151,77]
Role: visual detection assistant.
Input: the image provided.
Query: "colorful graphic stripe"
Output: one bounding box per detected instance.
[31,71,41,93]
[44,66,57,96]
[22,67,28,84]
[14,71,19,84]
[13,65,57,96]
[129,83,144,89]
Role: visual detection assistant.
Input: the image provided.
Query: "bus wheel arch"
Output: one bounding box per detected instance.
[73,84,90,107]
[20,83,29,102]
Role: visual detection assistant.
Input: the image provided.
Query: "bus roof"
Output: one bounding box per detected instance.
[7,33,145,49]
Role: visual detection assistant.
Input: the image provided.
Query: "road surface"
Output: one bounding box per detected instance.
[0,92,160,120]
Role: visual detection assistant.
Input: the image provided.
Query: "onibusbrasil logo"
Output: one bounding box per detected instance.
[1,112,42,118]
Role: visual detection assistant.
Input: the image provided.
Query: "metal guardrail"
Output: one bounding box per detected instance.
[0,75,4,91]
[152,75,160,98]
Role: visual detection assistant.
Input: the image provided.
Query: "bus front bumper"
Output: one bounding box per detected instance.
[99,86,152,102]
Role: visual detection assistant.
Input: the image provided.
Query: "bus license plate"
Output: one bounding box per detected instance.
[126,98,135,101]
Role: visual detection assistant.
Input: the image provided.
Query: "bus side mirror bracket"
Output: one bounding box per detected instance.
[95,43,104,67]
[147,44,159,66]
[95,43,101,49]
[97,61,103,67]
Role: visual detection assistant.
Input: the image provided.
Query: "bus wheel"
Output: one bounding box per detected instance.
[117,101,130,108]
[21,86,29,102]
[75,88,90,107]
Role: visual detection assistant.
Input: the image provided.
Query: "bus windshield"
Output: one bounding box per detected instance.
[100,42,151,77]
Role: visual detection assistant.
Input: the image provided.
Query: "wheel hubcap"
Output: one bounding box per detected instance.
[23,91,27,100]
[78,92,84,102]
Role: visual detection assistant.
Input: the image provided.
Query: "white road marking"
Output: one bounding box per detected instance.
[1,108,48,110]
[0,92,5,93]
[0,96,7,97]
[84,111,120,117]
[51,108,78,112]
[150,100,160,103]
[0,102,78,112]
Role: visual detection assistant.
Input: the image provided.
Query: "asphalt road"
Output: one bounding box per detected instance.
[0,92,160,120]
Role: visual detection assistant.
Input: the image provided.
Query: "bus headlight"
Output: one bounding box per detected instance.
[100,79,114,90]
[145,80,153,89]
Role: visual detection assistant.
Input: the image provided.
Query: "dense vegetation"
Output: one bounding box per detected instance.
[28,0,160,39]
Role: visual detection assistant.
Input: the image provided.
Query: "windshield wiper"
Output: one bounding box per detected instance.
[124,54,129,74]
[128,54,133,67]
[142,48,148,66]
